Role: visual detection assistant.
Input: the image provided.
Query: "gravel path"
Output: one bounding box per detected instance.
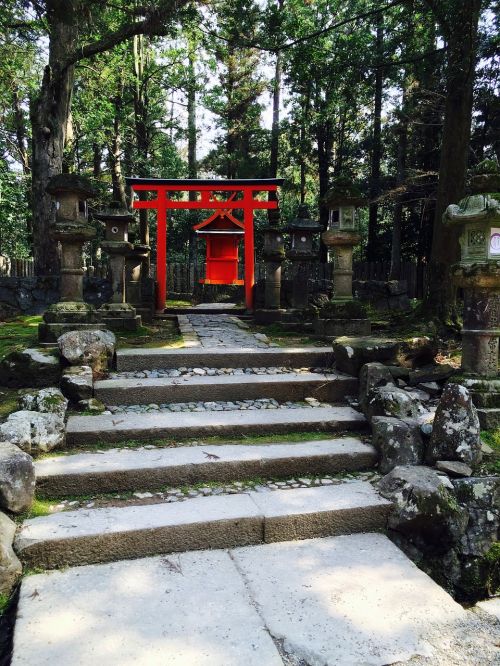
[106,397,332,414]
[109,366,337,379]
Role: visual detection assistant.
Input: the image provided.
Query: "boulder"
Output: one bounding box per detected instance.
[0,443,35,513]
[364,385,427,421]
[19,387,68,419]
[371,417,425,474]
[60,365,93,403]
[452,477,500,557]
[58,329,116,375]
[0,511,22,596]
[358,363,394,413]
[426,383,482,468]
[0,348,61,388]
[0,410,65,454]
[332,337,400,376]
[396,337,438,369]
[378,465,468,554]
[435,461,473,478]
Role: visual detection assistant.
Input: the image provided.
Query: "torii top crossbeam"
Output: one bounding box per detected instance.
[126,177,284,311]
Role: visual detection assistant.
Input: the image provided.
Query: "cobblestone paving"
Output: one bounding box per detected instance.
[186,314,273,348]
[106,397,333,414]
[49,471,381,513]
[109,366,338,379]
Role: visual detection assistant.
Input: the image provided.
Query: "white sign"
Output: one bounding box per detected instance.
[490,228,500,255]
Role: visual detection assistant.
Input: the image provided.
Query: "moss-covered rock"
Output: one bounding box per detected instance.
[0,348,61,389]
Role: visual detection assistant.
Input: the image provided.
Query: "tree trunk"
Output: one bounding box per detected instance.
[92,142,102,179]
[12,89,30,174]
[187,39,198,264]
[366,13,384,261]
[108,96,127,209]
[30,0,78,274]
[425,0,482,322]
[133,34,150,273]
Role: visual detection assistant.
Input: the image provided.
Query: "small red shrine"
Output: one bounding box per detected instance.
[194,210,244,285]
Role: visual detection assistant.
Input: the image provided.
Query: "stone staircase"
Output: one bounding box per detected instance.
[12,325,490,665]
[16,343,384,569]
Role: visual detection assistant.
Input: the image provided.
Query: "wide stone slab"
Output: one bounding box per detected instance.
[35,438,377,496]
[116,346,334,371]
[232,533,466,665]
[15,483,389,568]
[66,405,367,445]
[13,535,491,666]
[12,550,282,666]
[95,371,357,405]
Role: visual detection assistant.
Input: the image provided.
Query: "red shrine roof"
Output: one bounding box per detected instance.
[194,210,245,233]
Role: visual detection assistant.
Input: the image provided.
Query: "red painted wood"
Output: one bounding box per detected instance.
[129,181,281,312]
[156,192,167,310]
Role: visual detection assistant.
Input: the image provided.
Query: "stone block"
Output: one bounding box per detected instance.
[0,511,22,596]
[0,348,61,388]
[371,417,425,474]
[60,365,93,403]
[0,442,35,513]
[332,337,400,376]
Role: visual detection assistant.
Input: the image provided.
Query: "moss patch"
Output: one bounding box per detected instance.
[115,320,183,350]
[0,388,20,421]
[480,429,500,475]
[0,594,9,615]
[0,315,41,359]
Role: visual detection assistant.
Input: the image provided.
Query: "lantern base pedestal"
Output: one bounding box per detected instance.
[254,308,286,325]
[314,299,371,340]
[39,301,107,343]
[97,303,142,332]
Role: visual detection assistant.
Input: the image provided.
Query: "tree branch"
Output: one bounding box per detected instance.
[63,0,192,68]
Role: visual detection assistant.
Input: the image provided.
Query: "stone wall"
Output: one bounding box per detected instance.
[0,276,113,317]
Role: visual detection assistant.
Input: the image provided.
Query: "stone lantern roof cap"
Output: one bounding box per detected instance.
[445,193,500,226]
[46,173,96,198]
[94,200,135,222]
[324,177,366,207]
[286,204,322,232]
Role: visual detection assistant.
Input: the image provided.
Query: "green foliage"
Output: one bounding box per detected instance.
[0,168,31,257]
[0,315,40,359]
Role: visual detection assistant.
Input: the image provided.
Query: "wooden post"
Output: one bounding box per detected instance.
[243,188,255,310]
[156,189,167,310]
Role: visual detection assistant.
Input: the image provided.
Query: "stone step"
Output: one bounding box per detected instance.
[116,346,333,372]
[163,306,247,315]
[12,533,476,666]
[15,483,391,569]
[95,371,357,406]
[66,406,367,446]
[476,407,500,429]
[35,438,377,497]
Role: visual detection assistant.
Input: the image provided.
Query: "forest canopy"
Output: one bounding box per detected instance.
[0,0,498,318]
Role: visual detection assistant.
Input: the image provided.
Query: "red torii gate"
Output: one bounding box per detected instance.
[126,178,284,311]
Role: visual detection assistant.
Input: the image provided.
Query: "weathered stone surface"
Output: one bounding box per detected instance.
[332,337,400,376]
[19,387,68,419]
[0,443,35,513]
[371,417,424,474]
[452,477,500,557]
[358,362,394,413]
[435,461,473,478]
[408,363,456,385]
[77,398,105,413]
[0,411,65,454]
[364,385,426,421]
[0,511,22,596]
[426,383,482,468]
[378,465,468,554]
[60,365,93,403]
[397,337,438,369]
[0,348,60,388]
[58,329,116,375]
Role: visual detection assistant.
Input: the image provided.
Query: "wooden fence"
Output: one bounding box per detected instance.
[0,256,35,277]
[160,260,427,299]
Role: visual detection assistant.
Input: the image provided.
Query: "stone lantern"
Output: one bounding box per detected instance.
[446,183,500,375]
[39,174,103,342]
[95,201,141,331]
[313,180,371,338]
[285,204,322,311]
[125,230,152,322]
[255,209,286,323]
[322,180,366,301]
